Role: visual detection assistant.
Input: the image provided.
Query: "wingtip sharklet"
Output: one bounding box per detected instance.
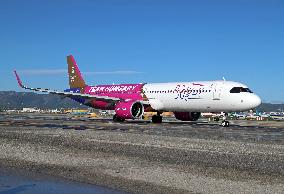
[14,70,24,88]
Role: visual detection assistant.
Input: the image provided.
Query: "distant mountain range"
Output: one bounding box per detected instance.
[0,91,283,112]
[0,91,86,110]
[257,103,284,112]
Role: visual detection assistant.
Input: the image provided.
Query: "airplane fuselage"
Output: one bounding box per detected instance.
[66,80,261,113]
[15,55,261,125]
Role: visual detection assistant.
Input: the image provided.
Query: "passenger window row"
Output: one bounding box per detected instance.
[230,87,253,93]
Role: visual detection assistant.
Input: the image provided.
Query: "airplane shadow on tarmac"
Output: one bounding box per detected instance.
[1,117,266,131]
[106,119,241,128]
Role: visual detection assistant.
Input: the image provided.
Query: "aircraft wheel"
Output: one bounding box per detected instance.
[113,114,125,122]
[221,120,230,127]
[113,114,119,122]
[152,115,162,123]
[119,117,125,122]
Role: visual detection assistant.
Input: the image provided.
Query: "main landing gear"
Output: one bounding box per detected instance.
[221,113,230,127]
[152,112,162,123]
[113,114,125,122]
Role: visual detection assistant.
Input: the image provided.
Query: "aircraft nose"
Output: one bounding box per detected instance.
[252,94,262,108]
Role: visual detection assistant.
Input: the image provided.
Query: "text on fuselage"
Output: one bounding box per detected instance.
[89,85,139,93]
[174,84,210,101]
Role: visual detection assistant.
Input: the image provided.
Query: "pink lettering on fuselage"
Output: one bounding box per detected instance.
[88,85,139,93]
[174,83,207,101]
[84,84,144,110]
[192,83,205,86]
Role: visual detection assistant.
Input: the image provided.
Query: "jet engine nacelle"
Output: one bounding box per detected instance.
[174,112,201,121]
[115,101,144,119]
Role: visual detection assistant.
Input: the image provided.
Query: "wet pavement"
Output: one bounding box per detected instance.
[0,168,126,194]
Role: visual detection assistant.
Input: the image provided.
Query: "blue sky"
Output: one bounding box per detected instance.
[0,0,283,103]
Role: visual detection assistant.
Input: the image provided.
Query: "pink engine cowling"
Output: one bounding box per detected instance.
[115,101,144,119]
[174,112,201,121]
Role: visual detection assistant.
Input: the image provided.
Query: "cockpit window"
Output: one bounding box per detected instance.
[230,87,253,93]
[230,87,241,93]
[241,88,253,93]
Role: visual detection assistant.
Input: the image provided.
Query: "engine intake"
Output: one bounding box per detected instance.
[174,112,201,121]
[115,101,144,119]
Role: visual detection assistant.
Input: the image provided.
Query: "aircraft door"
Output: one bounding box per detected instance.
[212,83,221,100]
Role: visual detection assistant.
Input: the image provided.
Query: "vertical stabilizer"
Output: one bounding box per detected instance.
[67,55,86,89]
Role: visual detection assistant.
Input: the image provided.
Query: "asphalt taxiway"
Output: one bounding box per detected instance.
[0,113,283,194]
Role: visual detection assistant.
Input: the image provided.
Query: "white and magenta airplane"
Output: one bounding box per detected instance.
[14,55,261,127]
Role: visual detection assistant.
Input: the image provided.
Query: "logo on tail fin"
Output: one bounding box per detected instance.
[67,55,86,90]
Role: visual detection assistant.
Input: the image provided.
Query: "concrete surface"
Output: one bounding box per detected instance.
[0,113,283,194]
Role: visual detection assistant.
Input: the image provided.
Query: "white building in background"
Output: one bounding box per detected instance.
[49,109,61,113]
[22,108,40,113]
[99,110,115,115]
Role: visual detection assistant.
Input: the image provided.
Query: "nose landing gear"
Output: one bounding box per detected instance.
[221,120,230,127]
[221,113,230,127]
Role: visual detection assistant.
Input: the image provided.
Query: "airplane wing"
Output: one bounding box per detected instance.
[14,71,122,103]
